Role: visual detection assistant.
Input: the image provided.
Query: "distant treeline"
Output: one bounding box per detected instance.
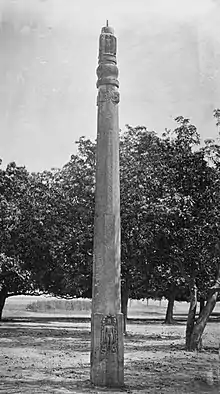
[26,299,91,312]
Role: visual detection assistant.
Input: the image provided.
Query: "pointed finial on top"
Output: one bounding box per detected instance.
[101,20,114,34]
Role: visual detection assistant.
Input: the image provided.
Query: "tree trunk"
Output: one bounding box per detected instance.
[189,290,219,351]
[0,287,8,321]
[164,287,176,324]
[199,298,205,317]
[185,280,197,351]
[187,262,220,351]
[121,283,129,335]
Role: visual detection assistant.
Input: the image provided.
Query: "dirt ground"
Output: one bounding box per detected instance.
[0,316,220,394]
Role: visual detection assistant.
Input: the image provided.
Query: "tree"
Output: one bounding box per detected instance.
[31,129,176,333]
[0,253,34,319]
[120,117,220,344]
[31,138,96,299]
[185,128,220,350]
[0,161,42,318]
[119,126,175,331]
[52,121,220,340]
[157,117,220,350]
[2,113,219,346]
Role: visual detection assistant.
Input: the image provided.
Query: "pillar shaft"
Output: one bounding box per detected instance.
[90,24,124,388]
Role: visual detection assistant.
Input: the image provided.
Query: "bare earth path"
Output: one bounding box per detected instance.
[0,318,220,393]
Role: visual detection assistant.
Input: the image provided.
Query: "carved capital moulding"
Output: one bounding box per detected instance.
[96,63,119,88]
[96,25,119,89]
[97,86,120,106]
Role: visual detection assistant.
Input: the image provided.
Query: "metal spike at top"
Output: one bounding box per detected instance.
[101,20,114,34]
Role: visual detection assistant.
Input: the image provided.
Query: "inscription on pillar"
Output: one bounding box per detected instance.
[100,315,118,358]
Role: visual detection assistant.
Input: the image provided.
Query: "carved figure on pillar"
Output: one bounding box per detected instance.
[90,22,124,388]
[100,315,118,356]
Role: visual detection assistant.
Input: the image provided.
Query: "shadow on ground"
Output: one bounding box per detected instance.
[1,317,220,393]
[3,312,220,325]
[0,321,218,366]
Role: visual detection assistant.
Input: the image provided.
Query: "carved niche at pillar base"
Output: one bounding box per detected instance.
[97,86,120,106]
[100,315,118,359]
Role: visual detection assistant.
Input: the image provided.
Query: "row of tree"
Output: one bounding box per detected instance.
[1,113,220,351]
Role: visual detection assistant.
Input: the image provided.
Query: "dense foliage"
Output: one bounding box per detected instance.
[1,114,220,349]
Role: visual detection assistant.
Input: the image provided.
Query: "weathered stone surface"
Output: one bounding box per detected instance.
[97,25,119,89]
[90,313,124,387]
[90,23,124,387]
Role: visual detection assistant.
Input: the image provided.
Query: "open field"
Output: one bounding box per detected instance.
[4,296,220,319]
[1,298,220,393]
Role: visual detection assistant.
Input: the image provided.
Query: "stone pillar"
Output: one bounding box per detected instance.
[90,23,124,388]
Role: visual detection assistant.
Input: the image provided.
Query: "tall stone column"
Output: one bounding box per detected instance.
[90,23,124,387]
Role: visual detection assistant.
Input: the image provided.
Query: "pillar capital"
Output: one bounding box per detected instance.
[96,24,119,88]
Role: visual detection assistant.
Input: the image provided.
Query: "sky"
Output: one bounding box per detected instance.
[0,0,220,171]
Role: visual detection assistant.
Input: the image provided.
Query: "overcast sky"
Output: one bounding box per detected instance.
[0,0,220,171]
